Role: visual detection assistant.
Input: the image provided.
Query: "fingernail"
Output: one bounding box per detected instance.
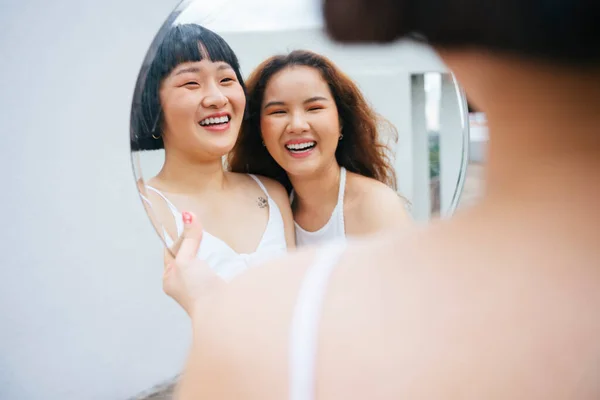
[182,211,192,224]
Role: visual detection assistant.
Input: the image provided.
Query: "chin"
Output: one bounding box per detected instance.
[203,141,237,158]
[284,160,322,179]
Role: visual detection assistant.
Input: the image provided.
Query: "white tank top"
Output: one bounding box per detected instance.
[289,238,347,400]
[140,174,287,281]
[292,167,347,247]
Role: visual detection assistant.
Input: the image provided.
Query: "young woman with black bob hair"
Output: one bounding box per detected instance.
[131,23,295,283]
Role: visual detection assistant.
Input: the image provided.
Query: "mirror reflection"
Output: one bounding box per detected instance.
[129,1,469,279]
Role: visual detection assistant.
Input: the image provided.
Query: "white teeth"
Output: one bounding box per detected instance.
[285,141,316,151]
[200,115,230,126]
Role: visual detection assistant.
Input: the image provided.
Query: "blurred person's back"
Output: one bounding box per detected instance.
[174,1,600,398]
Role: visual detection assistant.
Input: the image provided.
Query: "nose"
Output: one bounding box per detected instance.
[287,111,310,134]
[201,83,228,109]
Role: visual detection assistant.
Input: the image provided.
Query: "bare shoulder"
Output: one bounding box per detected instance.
[224,172,287,203]
[176,235,395,399]
[236,173,296,247]
[175,219,600,399]
[252,174,290,204]
[345,172,412,235]
[176,246,320,399]
[175,232,417,399]
[346,172,409,212]
[175,232,419,399]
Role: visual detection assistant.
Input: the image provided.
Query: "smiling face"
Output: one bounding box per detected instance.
[260,66,341,178]
[159,59,246,159]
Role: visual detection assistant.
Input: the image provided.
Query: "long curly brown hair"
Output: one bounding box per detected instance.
[227,49,398,193]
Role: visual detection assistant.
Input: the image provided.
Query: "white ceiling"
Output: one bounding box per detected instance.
[174,0,323,32]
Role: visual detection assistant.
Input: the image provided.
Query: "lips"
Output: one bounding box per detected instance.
[284,139,317,159]
[285,139,316,152]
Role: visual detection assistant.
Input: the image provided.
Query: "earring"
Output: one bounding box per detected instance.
[339,134,343,141]
[262,140,266,147]
[152,133,161,140]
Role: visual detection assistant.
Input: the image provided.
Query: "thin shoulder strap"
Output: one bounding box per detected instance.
[139,192,152,206]
[144,186,184,238]
[289,239,347,400]
[139,193,175,247]
[337,167,347,205]
[146,186,180,215]
[335,168,347,234]
[248,174,270,197]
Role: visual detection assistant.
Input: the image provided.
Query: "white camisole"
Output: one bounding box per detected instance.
[289,238,348,400]
[140,174,287,281]
[292,167,347,247]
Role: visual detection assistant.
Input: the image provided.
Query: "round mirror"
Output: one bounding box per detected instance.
[129,0,470,265]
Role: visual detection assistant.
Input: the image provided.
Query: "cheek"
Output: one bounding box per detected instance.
[312,111,340,143]
[163,93,195,121]
[162,96,200,138]
[260,116,282,145]
[228,87,246,114]
[160,98,182,131]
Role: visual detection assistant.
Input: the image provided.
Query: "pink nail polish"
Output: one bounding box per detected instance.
[182,211,192,224]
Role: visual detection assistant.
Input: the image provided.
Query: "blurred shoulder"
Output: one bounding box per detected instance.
[177,246,320,399]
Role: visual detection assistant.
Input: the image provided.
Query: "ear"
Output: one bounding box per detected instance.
[322,0,413,43]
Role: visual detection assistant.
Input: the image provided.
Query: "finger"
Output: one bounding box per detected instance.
[163,260,174,277]
[168,211,201,255]
[174,211,203,264]
[163,248,174,271]
[168,230,185,256]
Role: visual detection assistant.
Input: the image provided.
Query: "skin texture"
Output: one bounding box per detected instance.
[260,65,410,238]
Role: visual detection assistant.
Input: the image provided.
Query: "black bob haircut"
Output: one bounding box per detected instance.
[322,0,600,66]
[130,23,247,151]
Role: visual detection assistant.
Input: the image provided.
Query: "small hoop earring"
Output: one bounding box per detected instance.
[339,134,343,141]
[262,140,266,147]
[152,133,161,140]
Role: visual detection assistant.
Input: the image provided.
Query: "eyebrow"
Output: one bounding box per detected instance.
[263,96,329,109]
[173,64,233,76]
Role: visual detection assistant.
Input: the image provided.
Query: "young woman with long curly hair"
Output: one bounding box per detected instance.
[228,50,411,246]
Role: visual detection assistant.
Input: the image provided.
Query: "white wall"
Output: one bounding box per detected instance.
[0,1,191,399]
